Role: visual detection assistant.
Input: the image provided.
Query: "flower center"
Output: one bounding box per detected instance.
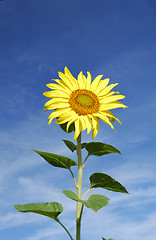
[77,94,94,107]
[69,89,99,115]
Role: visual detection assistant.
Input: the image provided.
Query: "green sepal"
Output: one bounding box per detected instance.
[63,140,87,153]
[13,202,63,220]
[84,142,122,156]
[33,150,77,169]
[90,172,129,194]
[62,190,110,212]
[63,140,76,152]
[81,142,88,149]
[59,122,75,133]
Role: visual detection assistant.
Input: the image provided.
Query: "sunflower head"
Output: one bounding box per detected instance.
[43,67,127,140]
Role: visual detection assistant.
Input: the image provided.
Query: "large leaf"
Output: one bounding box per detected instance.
[90,173,129,194]
[33,150,77,169]
[84,142,122,156]
[13,202,63,220]
[62,190,109,212]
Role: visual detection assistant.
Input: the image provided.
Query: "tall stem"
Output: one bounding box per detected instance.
[76,133,83,240]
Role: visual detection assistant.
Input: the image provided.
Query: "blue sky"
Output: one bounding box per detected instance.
[0,0,156,239]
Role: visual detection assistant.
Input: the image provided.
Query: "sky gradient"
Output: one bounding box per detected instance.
[0,0,156,240]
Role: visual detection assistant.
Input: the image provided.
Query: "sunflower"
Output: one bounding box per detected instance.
[43,67,127,140]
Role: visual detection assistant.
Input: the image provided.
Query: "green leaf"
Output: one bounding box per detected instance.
[13,202,63,220]
[63,140,76,152]
[90,173,129,194]
[62,190,109,212]
[83,194,110,212]
[33,150,77,169]
[62,190,79,201]
[84,142,122,156]
[60,122,75,133]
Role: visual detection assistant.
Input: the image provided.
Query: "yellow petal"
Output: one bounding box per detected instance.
[102,91,116,97]
[54,79,75,91]
[97,113,115,130]
[90,74,103,92]
[98,83,118,97]
[44,98,68,107]
[66,116,78,132]
[55,116,72,125]
[85,71,92,90]
[74,118,82,140]
[46,83,71,95]
[92,119,99,139]
[94,78,110,95]
[103,110,121,124]
[78,71,85,89]
[85,115,92,134]
[100,95,125,104]
[48,108,69,124]
[82,74,87,88]
[87,115,99,138]
[64,67,78,88]
[43,90,69,98]
[55,110,76,124]
[44,102,70,111]
[58,71,75,90]
[100,101,127,111]
[79,116,87,131]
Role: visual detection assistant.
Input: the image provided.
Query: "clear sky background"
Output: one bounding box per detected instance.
[0,0,156,240]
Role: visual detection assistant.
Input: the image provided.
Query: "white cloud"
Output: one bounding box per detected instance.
[24,226,64,240]
[81,207,156,240]
[0,212,42,230]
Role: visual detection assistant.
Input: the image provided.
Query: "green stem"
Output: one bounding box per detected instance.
[79,204,84,223]
[56,219,74,240]
[76,133,83,240]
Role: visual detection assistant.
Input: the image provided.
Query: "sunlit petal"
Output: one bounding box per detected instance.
[85,71,91,90]
[74,119,81,140]
[90,74,103,92]
[94,78,109,95]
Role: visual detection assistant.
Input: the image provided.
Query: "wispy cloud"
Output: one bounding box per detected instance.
[0,212,42,230]
[24,226,65,240]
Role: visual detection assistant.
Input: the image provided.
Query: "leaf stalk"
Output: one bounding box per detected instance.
[69,168,78,189]
[56,219,74,240]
